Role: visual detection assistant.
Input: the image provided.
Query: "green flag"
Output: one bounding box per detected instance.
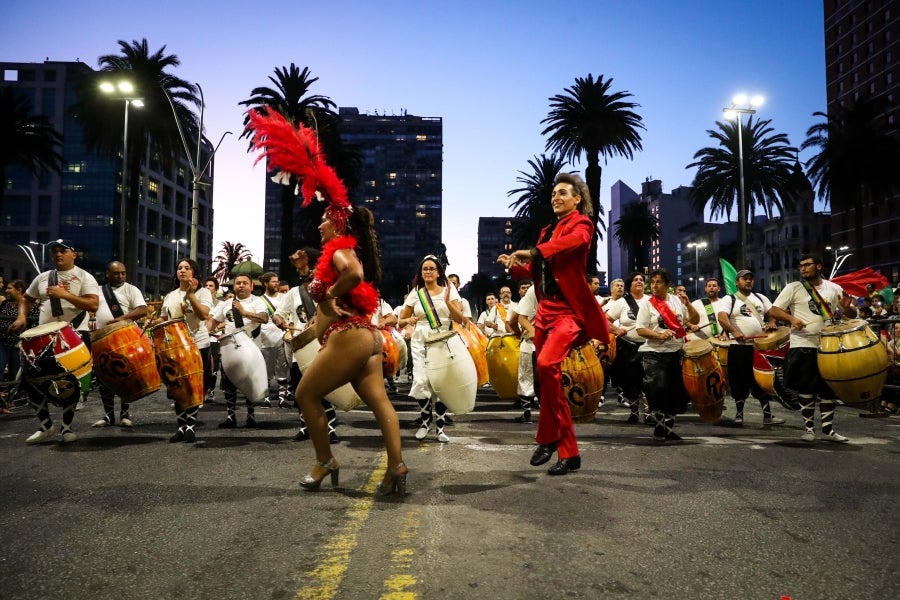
[720,258,737,295]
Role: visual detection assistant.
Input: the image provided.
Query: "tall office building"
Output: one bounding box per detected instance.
[260,107,442,304]
[0,60,214,297]
[477,217,519,279]
[824,0,900,281]
[607,180,641,280]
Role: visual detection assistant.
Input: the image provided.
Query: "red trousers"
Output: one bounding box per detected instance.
[533,297,584,459]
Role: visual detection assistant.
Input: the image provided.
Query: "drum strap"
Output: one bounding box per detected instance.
[701,299,720,335]
[624,294,640,319]
[260,294,277,316]
[416,288,442,331]
[102,285,124,318]
[47,271,64,317]
[734,292,763,325]
[801,280,833,320]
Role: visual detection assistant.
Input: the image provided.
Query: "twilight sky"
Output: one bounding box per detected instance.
[3,0,826,281]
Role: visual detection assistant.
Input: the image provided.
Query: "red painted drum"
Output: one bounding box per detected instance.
[561,341,605,423]
[753,328,790,397]
[90,320,160,403]
[682,339,726,423]
[19,322,93,406]
[148,319,204,411]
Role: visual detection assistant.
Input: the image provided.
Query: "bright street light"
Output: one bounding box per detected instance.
[825,245,852,278]
[687,241,708,281]
[723,93,765,269]
[172,238,188,270]
[100,79,144,275]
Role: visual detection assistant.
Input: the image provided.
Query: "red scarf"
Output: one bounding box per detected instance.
[648,294,687,339]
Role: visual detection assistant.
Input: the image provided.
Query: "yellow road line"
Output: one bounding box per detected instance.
[380,509,421,600]
[295,453,388,600]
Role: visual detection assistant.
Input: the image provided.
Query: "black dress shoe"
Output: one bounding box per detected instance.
[530,441,559,466]
[548,455,581,475]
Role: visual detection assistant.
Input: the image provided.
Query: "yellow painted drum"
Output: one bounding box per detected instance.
[561,341,605,423]
[818,319,890,405]
[486,334,520,399]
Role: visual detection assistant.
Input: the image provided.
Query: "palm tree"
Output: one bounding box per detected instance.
[0,87,63,212]
[72,39,200,276]
[211,241,252,283]
[541,73,645,269]
[613,201,660,273]
[801,96,900,266]
[507,154,569,248]
[240,64,353,280]
[687,116,798,266]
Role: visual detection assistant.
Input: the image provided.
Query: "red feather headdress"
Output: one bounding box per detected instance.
[246,108,351,232]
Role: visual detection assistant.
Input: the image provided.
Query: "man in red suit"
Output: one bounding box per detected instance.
[498,173,610,475]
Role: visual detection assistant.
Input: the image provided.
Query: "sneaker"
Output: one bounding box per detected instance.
[733,415,744,426]
[824,431,849,443]
[415,425,430,440]
[75,400,84,411]
[293,429,310,442]
[665,431,683,442]
[26,425,57,444]
[244,416,258,428]
[261,399,271,409]
[205,390,216,403]
[618,398,631,408]
[61,431,77,443]
[443,414,454,425]
[437,431,450,443]
[763,416,785,425]
[182,429,196,443]
[218,418,237,429]
[92,418,111,428]
[801,431,816,442]
[169,430,184,443]
[514,414,533,424]
[120,417,133,428]
[329,431,340,444]
[626,413,640,424]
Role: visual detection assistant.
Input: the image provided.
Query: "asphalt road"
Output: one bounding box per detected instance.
[1,380,898,600]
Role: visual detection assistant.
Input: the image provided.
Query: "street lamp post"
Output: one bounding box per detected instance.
[687,241,708,282]
[28,238,63,270]
[697,276,705,298]
[723,93,764,269]
[161,83,231,260]
[172,238,188,270]
[99,80,144,272]
[826,245,852,278]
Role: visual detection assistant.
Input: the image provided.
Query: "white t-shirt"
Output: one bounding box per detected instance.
[691,297,726,340]
[256,292,286,348]
[604,295,649,344]
[209,294,268,338]
[161,287,214,349]
[720,292,772,344]
[26,267,100,331]
[403,285,461,341]
[371,299,394,326]
[275,286,315,329]
[773,279,846,349]
[94,282,147,329]
[510,285,537,352]
[636,294,691,353]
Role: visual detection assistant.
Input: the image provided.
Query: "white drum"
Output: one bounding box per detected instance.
[425,330,477,415]
[292,335,362,411]
[392,328,408,376]
[219,330,269,402]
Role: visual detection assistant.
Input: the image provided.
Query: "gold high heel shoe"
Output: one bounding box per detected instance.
[376,462,408,496]
[299,457,340,490]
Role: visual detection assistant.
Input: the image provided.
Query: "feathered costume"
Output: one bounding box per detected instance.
[246,109,378,339]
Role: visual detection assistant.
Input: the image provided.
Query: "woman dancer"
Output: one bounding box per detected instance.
[159,259,212,443]
[397,256,466,443]
[247,108,407,496]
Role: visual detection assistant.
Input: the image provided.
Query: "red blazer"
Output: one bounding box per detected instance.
[512,211,610,342]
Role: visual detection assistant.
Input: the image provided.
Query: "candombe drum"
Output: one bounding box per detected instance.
[19,322,92,405]
[485,333,520,399]
[381,329,400,378]
[593,333,617,372]
[818,319,890,405]
[425,330,477,415]
[561,341,605,423]
[466,320,488,352]
[148,319,204,411]
[292,332,361,411]
[682,339,726,423]
[90,320,160,403]
[391,327,408,378]
[219,329,269,402]
[453,322,489,387]
[752,327,791,397]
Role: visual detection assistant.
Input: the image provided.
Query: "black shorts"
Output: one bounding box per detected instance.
[641,351,688,414]
[783,347,837,400]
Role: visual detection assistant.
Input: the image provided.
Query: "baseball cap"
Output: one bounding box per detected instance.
[49,239,76,251]
[736,269,754,279]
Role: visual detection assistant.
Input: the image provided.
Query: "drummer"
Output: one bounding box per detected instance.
[508,282,537,424]
[272,247,341,444]
[398,255,466,443]
[690,278,725,340]
[11,239,100,444]
[767,255,857,443]
[257,272,292,409]
[635,269,700,442]
[447,274,473,325]
[715,269,785,426]
[604,272,650,423]
[91,261,149,428]
[206,273,268,429]
[371,297,399,392]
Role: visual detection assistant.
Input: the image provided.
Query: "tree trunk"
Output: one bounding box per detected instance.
[278,184,296,281]
[584,158,602,272]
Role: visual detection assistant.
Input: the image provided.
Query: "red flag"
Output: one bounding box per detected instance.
[831,267,890,297]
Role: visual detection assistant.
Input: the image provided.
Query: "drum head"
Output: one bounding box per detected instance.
[20,321,67,339]
[708,336,732,348]
[683,339,713,357]
[426,330,456,344]
[90,319,135,342]
[821,318,867,336]
[753,327,790,350]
